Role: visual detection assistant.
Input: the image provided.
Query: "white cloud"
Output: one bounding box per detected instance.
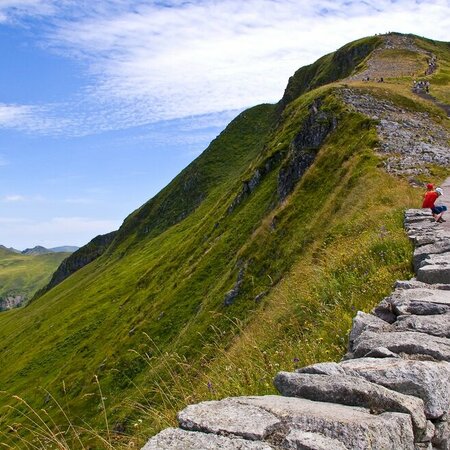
[1,1,449,135]
[0,103,72,134]
[3,194,25,202]
[0,216,120,248]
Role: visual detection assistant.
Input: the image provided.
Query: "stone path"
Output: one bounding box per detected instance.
[142,187,450,448]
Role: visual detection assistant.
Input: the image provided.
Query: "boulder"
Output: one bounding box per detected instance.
[274,372,427,439]
[348,311,392,351]
[235,396,415,450]
[352,330,450,361]
[339,357,450,418]
[177,399,280,440]
[394,313,450,338]
[142,428,273,449]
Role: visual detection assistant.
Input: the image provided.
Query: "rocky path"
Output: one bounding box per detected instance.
[346,34,432,82]
[340,88,450,180]
[143,197,450,448]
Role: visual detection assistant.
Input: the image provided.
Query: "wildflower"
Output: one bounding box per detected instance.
[293,357,300,363]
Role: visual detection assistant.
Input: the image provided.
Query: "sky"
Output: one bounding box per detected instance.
[0,1,449,249]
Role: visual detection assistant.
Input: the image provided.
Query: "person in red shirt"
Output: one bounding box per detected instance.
[422,187,446,222]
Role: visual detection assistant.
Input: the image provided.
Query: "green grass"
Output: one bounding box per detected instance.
[0,33,448,449]
[0,249,69,310]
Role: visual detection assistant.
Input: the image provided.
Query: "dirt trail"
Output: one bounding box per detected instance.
[414,90,450,118]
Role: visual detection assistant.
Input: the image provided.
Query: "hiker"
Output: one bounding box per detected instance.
[422,186,447,222]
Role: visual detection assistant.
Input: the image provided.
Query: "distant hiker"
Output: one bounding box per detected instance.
[422,186,447,222]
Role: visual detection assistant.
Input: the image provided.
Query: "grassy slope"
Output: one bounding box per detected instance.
[0,249,69,307]
[0,35,448,448]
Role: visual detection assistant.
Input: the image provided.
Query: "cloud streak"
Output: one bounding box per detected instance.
[0,0,449,136]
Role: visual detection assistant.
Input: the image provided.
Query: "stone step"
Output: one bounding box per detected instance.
[274,371,427,440]
[352,330,450,361]
[177,395,415,450]
[394,313,450,338]
[142,428,273,449]
[417,254,450,284]
[298,358,450,419]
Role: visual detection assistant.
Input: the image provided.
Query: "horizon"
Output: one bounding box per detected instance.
[1,0,449,249]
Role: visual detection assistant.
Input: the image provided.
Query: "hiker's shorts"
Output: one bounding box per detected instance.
[432,205,448,214]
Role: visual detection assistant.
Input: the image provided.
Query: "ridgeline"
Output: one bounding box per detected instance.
[0,33,449,449]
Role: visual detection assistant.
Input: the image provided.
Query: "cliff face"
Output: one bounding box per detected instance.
[0,33,448,448]
[33,231,117,300]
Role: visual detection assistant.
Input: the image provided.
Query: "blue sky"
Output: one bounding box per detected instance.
[0,0,449,249]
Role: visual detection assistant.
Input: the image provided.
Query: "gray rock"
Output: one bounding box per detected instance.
[339,357,450,418]
[142,428,273,449]
[432,419,450,449]
[423,420,435,443]
[274,372,427,439]
[235,396,415,450]
[352,330,450,361]
[394,279,432,290]
[372,299,397,323]
[296,362,346,376]
[177,399,280,440]
[394,314,450,338]
[282,429,348,450]
[364,346,401,358]
[414,240,450,271]
[418,254,450,284]
[388,288,450,315]
[348,312,392,351]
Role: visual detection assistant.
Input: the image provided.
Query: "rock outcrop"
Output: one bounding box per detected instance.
[142,207,450,449]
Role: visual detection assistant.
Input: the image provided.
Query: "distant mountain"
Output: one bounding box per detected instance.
[49,246,80,253]
[21,246,53,255]
[19,245,79,255]
[0,245,20,254]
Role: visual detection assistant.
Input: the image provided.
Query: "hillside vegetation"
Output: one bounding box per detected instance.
[0,248,69,311]
[0,33,449,449]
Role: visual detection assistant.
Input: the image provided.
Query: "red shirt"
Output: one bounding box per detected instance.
[422,191,439,208]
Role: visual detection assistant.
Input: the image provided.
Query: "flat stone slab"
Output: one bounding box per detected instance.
[339,358,450,419]
[282,429,348,450]
[376,288,450,317]
[235,396,414,450]
[414,240,450,270]
[352,330,450,361]
[394,313,450,338]
[142,428,273,449]
[274,372,426,439]
[178,399,280,440]
[417,254,450,284]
